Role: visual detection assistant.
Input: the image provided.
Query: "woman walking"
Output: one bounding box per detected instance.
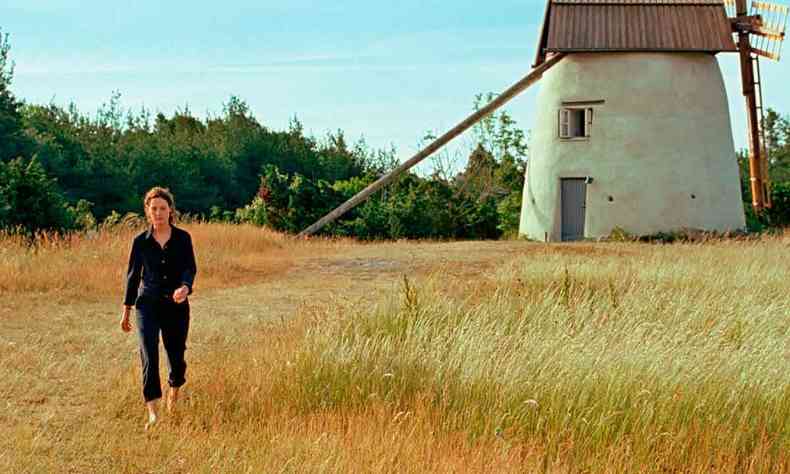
[120,187,197,429]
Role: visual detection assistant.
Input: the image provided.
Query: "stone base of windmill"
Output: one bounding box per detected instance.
[519,52,747,242]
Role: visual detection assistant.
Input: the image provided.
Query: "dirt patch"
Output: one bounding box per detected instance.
[307,257,403,273]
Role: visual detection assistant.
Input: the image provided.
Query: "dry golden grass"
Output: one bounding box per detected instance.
[0,222,349,306]
[1,227,788,473]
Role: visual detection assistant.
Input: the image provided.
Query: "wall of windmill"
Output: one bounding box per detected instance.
[520,52,747,241]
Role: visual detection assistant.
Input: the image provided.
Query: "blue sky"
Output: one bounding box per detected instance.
[2,0,789,164]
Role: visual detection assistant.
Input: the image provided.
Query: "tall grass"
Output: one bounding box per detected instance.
[0,222,345,304]
[2,229,788,472]
[289,236,790,472]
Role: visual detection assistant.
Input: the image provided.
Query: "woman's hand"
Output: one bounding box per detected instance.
[120,307,132,332]
[173,285,189,304]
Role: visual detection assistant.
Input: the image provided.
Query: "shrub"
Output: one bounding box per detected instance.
[234,196,269,227]
[68,198,96,230]
[766,181,790,227]
[0,156,75,234]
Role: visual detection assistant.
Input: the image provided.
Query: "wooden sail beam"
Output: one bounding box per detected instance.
[297,53,566,237]
[752,46,781,60]
[751,26,785,41]
[752,0,789,14]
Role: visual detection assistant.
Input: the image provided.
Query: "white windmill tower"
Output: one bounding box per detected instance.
[298,0,787,239]
[520,0,788,241]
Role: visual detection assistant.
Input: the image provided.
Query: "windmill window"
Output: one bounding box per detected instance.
[559,108,593,139]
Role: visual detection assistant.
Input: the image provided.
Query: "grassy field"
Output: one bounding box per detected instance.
[1,224,788,473]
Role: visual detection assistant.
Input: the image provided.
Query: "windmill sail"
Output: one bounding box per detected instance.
[750,1,789,59]
[724,0,788,60]
[726,0,789,59]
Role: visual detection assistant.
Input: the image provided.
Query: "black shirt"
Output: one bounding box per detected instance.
[123,225,197,306]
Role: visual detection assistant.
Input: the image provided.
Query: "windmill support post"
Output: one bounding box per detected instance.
[297,53,566,237]
[735,0,766,212]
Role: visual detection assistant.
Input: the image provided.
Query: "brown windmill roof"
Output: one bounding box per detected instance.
[534,0,738,65]
[553,0,725,4]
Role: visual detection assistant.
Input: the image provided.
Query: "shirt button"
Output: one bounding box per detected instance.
[163,275,168,280]
[161,259,165,264]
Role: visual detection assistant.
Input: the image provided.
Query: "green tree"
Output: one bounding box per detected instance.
[765,108,790,182]
[459,144,499,198]
[468,93,529,235]
[472,93,529,169]
[22,103,92,203]
[0,30,30,163]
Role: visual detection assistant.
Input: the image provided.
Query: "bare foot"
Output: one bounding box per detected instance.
[166,388,179,413]
[145,412,157,430]
[145,400,158,430]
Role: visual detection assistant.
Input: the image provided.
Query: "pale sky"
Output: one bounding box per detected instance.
[2,0,788,163]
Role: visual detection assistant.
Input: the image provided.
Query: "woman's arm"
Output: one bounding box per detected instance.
[123,238,143,306]
[180,232,197,295]
[121,238,142,332]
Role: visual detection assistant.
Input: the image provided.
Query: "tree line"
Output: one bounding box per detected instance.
[1,30,788,239]
[0,31,525,239]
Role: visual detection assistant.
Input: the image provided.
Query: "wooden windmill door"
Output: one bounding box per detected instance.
[561,178,587,241]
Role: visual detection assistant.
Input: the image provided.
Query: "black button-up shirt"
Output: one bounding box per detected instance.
[123,225,197,306]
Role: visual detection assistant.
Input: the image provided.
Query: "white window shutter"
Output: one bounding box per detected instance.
[585,108,593,137]
[559,109,570,138]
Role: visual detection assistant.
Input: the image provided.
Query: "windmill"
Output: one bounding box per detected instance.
[519,0,789,241]
[299,0,788,239]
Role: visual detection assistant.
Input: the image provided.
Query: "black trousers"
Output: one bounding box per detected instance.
[135,296,190,402]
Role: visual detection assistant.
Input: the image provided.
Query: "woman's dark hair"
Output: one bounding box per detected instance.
[143,187,176,225]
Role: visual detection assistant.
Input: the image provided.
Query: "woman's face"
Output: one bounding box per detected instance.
[146,197,171,227]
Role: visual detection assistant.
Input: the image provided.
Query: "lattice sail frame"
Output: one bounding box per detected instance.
[751,1,789,59]
[725,0,788,59]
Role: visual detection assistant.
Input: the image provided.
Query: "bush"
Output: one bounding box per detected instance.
[743,180,790,231]
[251,164,505,240]
[209,205,235,223]
[495,192,522,237]
[0,156,76,234]
[234,196,269,227]
[766,181,790,227]
[68,198,96,230]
